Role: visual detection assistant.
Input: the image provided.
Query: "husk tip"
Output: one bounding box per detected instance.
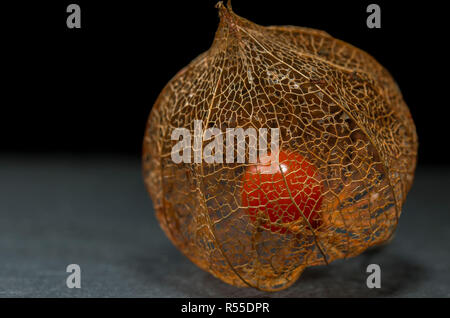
[215,1,234,16]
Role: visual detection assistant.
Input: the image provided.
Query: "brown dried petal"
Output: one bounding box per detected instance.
[142,2,418,291]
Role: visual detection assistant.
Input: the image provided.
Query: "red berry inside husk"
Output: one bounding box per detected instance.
[242,150,323,234]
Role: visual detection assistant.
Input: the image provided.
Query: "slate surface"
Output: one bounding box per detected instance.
[0,155,449,297]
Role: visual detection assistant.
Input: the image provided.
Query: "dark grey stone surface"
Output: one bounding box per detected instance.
[0,155,449,297]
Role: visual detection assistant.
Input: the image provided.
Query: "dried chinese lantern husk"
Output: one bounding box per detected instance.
[142,2,418,291]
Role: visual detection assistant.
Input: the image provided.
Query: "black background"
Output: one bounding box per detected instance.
[2,0,447,165]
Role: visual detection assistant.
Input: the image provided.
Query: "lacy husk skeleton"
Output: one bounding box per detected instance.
[143,2,418,291]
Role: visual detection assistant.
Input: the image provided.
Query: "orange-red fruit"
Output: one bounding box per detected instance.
[242,151,323,234]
